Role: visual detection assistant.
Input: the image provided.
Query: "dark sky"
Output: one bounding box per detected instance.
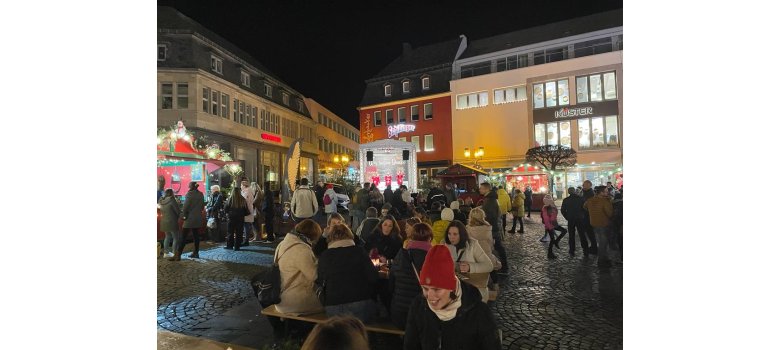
[158,0,622,129]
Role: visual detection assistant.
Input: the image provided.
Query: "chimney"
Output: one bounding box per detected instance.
[402,42,412,59]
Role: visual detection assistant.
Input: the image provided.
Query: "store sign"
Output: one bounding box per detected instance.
[387,124,416,138]
[261,133,282,143]
[533,100,619,123]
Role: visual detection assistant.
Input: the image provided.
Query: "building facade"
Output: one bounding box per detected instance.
[358,38,466,183]
[157,7,319,189]
[450,10,623,193]
[305,98,360,182]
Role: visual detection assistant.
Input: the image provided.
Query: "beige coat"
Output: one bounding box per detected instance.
[274,233,323,315]
[446,237,494,302]
[466,224,500,269]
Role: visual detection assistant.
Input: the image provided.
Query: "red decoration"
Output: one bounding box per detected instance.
[261,133,282,143]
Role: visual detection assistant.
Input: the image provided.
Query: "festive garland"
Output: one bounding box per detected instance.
[156,125,234,162]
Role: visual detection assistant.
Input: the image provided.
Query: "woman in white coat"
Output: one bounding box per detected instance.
[275,219,324,315]
[444,220,494,302]
[465,208,502,272]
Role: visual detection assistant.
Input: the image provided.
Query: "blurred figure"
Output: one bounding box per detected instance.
[389,222,432,329]
[300,315,369,350]
[561,187,589,257]
[160,189,181,261]
[225,187,250,251]
[180,181,205,259]
[508,189,525,234]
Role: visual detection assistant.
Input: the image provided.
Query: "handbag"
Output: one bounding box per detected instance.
[207,217,217,229]
[252,243,302,307]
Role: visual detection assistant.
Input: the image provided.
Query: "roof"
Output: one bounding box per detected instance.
[460,9,623,59]
[435,163,488,177]
[368,38,463,81]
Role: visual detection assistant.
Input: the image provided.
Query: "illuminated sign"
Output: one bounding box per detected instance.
[387,124,416,138]
[261,133,282,143]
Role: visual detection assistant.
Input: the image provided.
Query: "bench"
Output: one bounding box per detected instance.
[261,305,405,336]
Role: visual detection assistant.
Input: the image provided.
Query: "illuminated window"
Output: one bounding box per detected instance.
[264,83,273,97]
[576,71,618,103]
[424,134,434,151]
[411,135,420,152]
[282,92,289,106]
[533,79,569,109]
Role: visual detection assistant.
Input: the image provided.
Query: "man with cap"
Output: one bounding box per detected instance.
[180,181,205,259]
[404,245,501,350]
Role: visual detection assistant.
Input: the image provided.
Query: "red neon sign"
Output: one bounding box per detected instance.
[261,133,281,143]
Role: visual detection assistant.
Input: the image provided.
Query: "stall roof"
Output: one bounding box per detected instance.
[435,163,488,177]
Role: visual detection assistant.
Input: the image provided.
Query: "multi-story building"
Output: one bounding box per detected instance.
[305,98,360,181]
[450,9,623,193]
[157,7,319,189]
[358,38,466,184]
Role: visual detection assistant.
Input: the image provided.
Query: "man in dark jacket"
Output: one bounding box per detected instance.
[523,186,533,218]
[352,182,371,232]
[560,187,589,257]
[426,185,446,210]
[356,207,381,239]
[180,181,205,259]
[205,185,224,242]
[479,182,508,274]
[392,186,408,218]
[580,180,598,255]
[383,186,394,205]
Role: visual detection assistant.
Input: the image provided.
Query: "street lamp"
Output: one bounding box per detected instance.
[333,154,350,181]
[464,146,485,167]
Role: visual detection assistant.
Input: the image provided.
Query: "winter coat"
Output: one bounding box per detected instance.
[481,190,501,239]
[404,281,502,350]
[263,190,275,214]
[466,224,499,270]
[205,192,224,218]
[314,184,325,207]
[323,188,338,214]
[431,220,451,245]
[369,189,385,209]
[523,188,533,206]
[446,238,494,302]
[354,188,370,212]
[389,247,428,329]
[560,195,585,222]
[316,245,378,306]
[584,196,614,228]
[511,192,525,217]
[612,199,623,229]
[225,197,251,222]
[275,233,323,315]
[384,188,395,204]
[181,189,205,228]
[540,205,560,231]
[159,196,180,232]
[356,218,380,239]
[363,231,403,261]
[497,189,511,214]
[392,189,407,217]
[241,186,255,223]
[290,185,318,219]
[452,209,467,225]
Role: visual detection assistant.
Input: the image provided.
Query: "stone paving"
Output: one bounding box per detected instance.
[157,210,622,350]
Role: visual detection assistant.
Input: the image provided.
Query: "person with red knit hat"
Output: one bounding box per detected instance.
[403,245,501,350]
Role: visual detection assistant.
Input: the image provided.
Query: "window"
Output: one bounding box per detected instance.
[220,93,228,118]
[534,121,572,147]
[402,80,410,93]
[496,54,529,71]
[410,105,419,121]
[460,61,492,78]
[574,37,613,58]
[424,134,434,151]
[161,83,173,109]
[282,92,289,106]
[399,137,407,142]
[577,116,619,149]
[202,87,210,113]
[424,103,433,120]
[533,46,569,65]
[210,90,218,115]
[296,100,304,112]
[233,99,238,122]
[374,111,381,126]
[456,92,488,109]
[239,102,245,124]
[576,71,618,103]
[398,107,406,123]
[385,109,394,124]
[318,113,322,124]
[265,83,273,97]
[158,44,167,61]
[493,85,527,105]
[384,84,392,97]
[411,135,420,152]
[210,55,223,74]
[422,77,430,90]
[252,106,258,128]
[241,71,251,87]
[533,79,569,109]
[176,83,188,109]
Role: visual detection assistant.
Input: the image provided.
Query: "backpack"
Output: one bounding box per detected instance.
[251,243,302,307]
[323,193,332,205]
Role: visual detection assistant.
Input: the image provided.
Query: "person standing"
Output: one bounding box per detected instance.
[160,189,181,261]
[479,182,508,275]
[225,187,251,251]
[508,189,525,233]
[523,185,533,219]
[611,191,623,254]
[368,184,384,211]
[584,185,614,268]
[496,186,511,235]
[443,183,457,205]
[449,201,467,225]
[560,187,589,257]
[180,181,205,259]
[555,177,564,200]
[540,194,567,259]
[239,177,255,246]
[290,178,318,221]
[581,180,599,255]
[250,182,263,242]
[261,181,276,243]
[205,185,224,243]
[323,184,338,217]
[314,181,326,209]
[351,182,370,232]
[383,186,394,205]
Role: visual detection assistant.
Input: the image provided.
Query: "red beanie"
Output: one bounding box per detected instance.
[418,245,456,291]
[326,184,334,189]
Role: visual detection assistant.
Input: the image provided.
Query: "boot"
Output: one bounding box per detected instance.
[168,251,181,261]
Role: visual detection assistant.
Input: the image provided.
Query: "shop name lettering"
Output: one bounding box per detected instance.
[555,107,593,119]
[387,124,416,138]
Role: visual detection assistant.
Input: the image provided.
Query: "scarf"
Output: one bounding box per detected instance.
[327,239,355,249]
[406,240,432,251]
[428,279,463,321]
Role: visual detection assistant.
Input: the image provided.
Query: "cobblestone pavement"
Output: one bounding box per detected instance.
[158,210,622,350]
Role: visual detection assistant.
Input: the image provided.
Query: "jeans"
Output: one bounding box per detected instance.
[567,218,590,255]
[594,226,611,264]
[325,299,375,324]
[510,214,524,232]
[583,214,598,253]
[525,204,531,218]
[228,220,244,249]
[163,231,181,254]
[500,214,507,233]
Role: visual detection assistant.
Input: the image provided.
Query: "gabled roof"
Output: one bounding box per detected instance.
[435,163,488,177]
[460,9,623,60]
[368,38,462,81]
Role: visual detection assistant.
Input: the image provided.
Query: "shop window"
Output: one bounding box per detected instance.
[398,106,406,123]
[399,137,407,142]
[493,85,527,105]
[385,109,394,124]
[576,71,618,103]
[578,116,619,149]
[534,124,545,147]
[176,83,188,109]
[578,118,590,148]
[161,83,173,109]
[374,111,381,126]
[534,121,571,147]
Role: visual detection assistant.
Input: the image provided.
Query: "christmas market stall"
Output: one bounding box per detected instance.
[433,163,488,204]
[359,139,418,193]
[504,164,550,211]
[156,122,242,241]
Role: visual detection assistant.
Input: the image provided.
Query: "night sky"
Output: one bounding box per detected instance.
[158,0,623,129]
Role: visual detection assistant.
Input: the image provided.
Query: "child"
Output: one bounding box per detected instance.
[540,194,567,259]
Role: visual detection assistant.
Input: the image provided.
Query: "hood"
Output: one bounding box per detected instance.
[159,196,176,205]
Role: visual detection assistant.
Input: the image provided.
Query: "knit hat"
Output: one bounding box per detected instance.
[382,202,393,210]
[440,207,454,221]
[418,245,457,290]
[326,184,334,189]
[449,201,460,210]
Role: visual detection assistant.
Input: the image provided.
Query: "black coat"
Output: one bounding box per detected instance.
[316,245,378,306]
[314,185,325,207]
[481,190,501,239]
[357,218,381,239]
[560,195,585,222]
[384,188,395,204]
[523,189,533,206]
[389,247,428,329]
[452,209,467,225]
[363,231,403,261]
[206,192,224,218]
[403,281,502,350]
